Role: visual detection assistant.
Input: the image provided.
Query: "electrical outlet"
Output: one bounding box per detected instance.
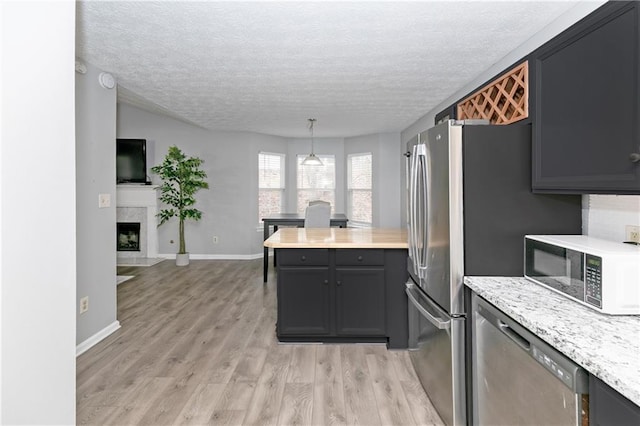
[98,193,111,208]
[625,225,640,244]
[80,296,89,314]
[212,236,219,244]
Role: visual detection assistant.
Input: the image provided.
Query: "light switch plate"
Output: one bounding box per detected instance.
[98,193,111,208]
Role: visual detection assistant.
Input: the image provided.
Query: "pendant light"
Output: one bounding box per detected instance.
[301,118,323,166]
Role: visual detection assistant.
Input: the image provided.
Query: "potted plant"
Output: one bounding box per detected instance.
[151,146,209,266]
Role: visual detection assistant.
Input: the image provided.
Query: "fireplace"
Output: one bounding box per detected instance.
[116,185,160,263]
[117,222,141,252]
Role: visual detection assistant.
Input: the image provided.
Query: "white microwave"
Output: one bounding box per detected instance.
[524,235,640,315]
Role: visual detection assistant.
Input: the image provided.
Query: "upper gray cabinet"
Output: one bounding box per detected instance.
[531,1,640,193]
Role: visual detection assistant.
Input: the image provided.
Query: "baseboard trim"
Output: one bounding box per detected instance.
[159,253,264,260]
[76,321,121,357]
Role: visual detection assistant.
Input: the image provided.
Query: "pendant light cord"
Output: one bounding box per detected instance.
[308,118,316,154]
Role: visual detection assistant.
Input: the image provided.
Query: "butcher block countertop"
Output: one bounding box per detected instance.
[264,228,408,249]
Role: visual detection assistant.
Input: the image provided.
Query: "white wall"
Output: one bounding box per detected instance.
[118,103,289,257]
[1,1,76,424]
[118,104,405,258]
[585,195,640,241]
[76,61,119,347]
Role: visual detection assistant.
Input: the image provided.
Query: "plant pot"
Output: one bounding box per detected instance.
[175,253,190,266]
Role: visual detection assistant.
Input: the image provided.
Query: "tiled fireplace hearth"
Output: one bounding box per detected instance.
[116,185,160,264]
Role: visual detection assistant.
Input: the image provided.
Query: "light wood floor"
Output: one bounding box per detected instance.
[77,259,444,425]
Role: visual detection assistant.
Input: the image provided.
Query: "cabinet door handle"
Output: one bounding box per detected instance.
[336,280,342,286]
[323,280,329,285]
[300,255,306,261]
[630,153,640,163]
[357,256,363,261]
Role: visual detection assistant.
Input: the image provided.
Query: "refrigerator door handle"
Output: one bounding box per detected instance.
[410,143,428,279]
[406,282,451,330]
[419,147,430,276]
[408,149,416,274]
[408,144,422,276]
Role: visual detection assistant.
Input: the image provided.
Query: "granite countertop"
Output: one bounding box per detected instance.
[465,276,640,407]
[263,228,408,249]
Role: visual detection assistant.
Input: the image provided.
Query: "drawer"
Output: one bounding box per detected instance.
[336,249,384,266]
[278,249,329,266]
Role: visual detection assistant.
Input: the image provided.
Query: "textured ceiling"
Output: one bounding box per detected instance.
[76,1,580,138]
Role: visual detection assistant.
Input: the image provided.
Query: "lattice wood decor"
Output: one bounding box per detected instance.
[457,61,528,124]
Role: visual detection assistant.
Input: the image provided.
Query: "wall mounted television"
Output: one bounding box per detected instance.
[116,138,147,183]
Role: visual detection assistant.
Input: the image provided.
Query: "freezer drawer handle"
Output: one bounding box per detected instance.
[406,283,450,330]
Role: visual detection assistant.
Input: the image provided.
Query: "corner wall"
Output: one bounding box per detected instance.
[1,1,76,423]
[75,61,119,347]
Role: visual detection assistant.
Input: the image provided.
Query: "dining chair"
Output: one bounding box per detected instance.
[304,202,331,228]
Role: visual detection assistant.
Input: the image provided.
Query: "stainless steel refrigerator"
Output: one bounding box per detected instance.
[405,120,582,426]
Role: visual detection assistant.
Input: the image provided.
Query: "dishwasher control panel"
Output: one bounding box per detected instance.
[532,346,573,389]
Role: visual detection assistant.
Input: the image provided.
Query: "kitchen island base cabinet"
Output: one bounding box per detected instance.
[277,267,330,336]
[276,248,408,349]
[336,268,386,336]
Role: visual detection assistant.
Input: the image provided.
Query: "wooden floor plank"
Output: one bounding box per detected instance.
[215,381,257,412]
[173,383,226,426]
[208,409,248,425]
[243,344,293,426]
[286,345,317,384]
[389,350,418,382]
[277,383,314,426]
[400,380,445,426]
[76,259,438,426]
[312,345,347,426]
[366,352,416,426]
[99,376,174,425]
[76,404,120,426]
[341,345,383,426]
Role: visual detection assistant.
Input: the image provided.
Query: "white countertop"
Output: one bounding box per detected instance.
[465,276,640,407]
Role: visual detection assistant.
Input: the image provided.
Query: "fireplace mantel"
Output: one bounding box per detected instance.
[116,185,160,259]
[116,184,159,208]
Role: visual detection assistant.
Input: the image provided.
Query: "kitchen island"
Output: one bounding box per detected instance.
[264,228,408,348]
[465,276,640,409]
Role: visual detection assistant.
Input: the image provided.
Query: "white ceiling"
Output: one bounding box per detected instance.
[76,1,581,138]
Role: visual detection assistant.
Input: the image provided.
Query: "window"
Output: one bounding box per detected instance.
[348,153,372,226]
[258,152,285,222]
[297,155,335,213]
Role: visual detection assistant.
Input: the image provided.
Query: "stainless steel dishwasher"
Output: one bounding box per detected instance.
[471,294,589,425]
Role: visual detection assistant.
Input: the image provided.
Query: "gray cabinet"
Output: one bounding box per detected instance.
[336,268,386,336]
[590,375,640,425]
[532,1,640,193]
[275,247,408,348]
[277,267,330,336]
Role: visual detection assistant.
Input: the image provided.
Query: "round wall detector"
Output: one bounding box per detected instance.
[75,61,87,74]
[98,72,116,90]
